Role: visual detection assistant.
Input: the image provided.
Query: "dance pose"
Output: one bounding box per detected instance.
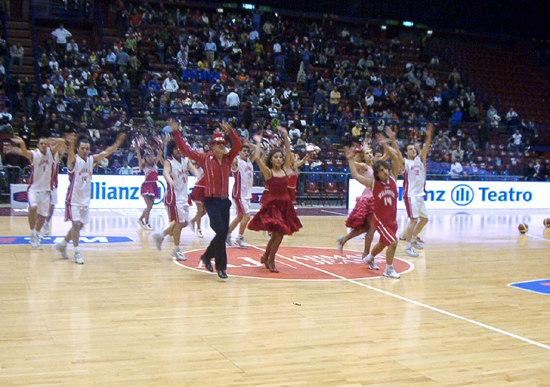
[248,126,303,273]
[227,140,256,248]
[151,140,197,261]
[136,148,163,231]
[344,134,404,278]
[171,119,242,279]
[9,136,65,247]
[56,133,126,263]
[336,145,376,262]
[402,122,434,256]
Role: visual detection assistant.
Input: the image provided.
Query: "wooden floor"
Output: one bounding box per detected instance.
[1,206,550,386]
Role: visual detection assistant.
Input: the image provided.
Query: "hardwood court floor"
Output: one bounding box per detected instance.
[1,207,549,386]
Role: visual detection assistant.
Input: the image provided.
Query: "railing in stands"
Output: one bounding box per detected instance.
[33,0,94,21]
[29,0,41,86]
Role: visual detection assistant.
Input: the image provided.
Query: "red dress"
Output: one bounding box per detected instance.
[141,165,159,199]
[248,174,302,235]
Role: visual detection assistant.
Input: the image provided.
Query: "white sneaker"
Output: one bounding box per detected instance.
[336,236,344,253]
[74,252,84,264]
[30,233,39,249]
[37,232,43,241]
[362,253,379,270]
[172,248,187,261]
[43,221,50,236]
[404,246,419,257]
[196,228,203,238]
[152,232,164,250]
[136,219,148,230]
[399,233,406,240]
[235,237,248,248]
[55,242,69,259]
[144,223,153,231]
[226,235,234,246]
[383,266,400,278]
[411,240,424,250]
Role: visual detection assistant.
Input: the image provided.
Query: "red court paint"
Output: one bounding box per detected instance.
[176,246,413,280]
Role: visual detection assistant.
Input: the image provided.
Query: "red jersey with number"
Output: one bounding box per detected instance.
[372,176,397,225]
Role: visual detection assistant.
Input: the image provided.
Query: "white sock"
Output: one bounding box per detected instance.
[237,234,244,240]
[31,229,37,237]
[387,264,394,270]
[406,242,412,248]
[74,246,80,254]
[366,253,373,261]
[412,236,417,242]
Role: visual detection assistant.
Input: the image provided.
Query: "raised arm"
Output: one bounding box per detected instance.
[219,121,242,161]
[49,137,67,156]
[344,147,372,187]
[379,136,403,179]
[419,121,435,164]
[169,118,205,164]
[252,134,272,180]
[93,133,126,163]
[65,133,77,170]
[295,153,310,168]
[277,126,293,172]
[135,147,144,169]
[242,137,258,162]
[10,136,33,161]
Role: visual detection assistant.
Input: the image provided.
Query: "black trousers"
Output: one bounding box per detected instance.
[203,197,231,271]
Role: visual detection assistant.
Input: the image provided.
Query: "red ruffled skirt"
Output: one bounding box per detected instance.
[345,195,374,229]
[248,198,302,235]
[190,185,205,203]
[141,181,159,198]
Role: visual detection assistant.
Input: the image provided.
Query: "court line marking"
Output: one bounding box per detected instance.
[250,246,550,352]
[320,209,348,216]
[525,233,550,243]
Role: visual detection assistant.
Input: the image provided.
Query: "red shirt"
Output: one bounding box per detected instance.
[173,129,241,199]
[372,176,398,226]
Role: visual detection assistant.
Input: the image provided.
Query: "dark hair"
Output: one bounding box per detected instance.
[265,148,284,169]
[373,160,390,181]
[166,140,177,157]
[76,136,91,149]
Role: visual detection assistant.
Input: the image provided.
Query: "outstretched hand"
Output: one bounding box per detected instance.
[10,135,24,145]
[343,146,355,160]
[219,121,233,133]
[385,126,397,141]
[277,126,288,136]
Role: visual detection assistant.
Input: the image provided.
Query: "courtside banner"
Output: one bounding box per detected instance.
[348,179,550,210]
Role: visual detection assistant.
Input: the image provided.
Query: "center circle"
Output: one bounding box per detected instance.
[175,246,413,280]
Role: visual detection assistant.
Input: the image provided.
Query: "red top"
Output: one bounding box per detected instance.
[173,129,242,199]
[372,176,398,225]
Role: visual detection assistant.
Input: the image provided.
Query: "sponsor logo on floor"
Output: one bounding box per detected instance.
[175,246,413,280]
[508,279,550,295]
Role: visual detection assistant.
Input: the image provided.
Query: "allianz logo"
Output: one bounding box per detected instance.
[91,181,168,205]
[399,185,534,206]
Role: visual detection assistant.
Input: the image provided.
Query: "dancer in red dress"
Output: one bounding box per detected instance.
[344,134,404,278]
[248,126,303,273]
[336,145,375,261]
[136,148,163,231]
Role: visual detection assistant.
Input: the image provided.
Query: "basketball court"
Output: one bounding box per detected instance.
[1,206,549,386]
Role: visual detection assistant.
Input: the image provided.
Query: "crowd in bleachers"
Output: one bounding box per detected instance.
[1,0,549,184]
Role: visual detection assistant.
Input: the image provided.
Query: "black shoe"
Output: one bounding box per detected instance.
[201,255,213,272]
[217,270,228,279]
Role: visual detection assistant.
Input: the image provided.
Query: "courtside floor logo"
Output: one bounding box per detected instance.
[508,279,550,295]
[0,236,134,245]
[175,246,413,280]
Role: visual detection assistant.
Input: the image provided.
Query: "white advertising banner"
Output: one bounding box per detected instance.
[38,174,264,210]
[348,179,550,210]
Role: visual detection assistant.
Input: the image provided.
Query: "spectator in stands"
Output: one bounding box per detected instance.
[204,37,217,64]
[522,160,538,181]
[486,104,500,127]
[66,39,78,54]
[117,159,133,175]
[448,107,463,135]
[226,87,240,109]
[504,107,520,131]
[425,72,436,89]
[509,128,523,152]
[51,24,72,52]
[448,158,464,179]
[329,86,341,115]
[162,72,179,95]
[10,42,24,69]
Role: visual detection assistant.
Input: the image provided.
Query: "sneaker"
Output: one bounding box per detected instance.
[226,235,234,246]
[152,232,164,250]
[416,236,425,244]
[55,242,69,259]
[235,237,248,248]
[399,233,406,240]
[189,219,196,232]
[196,228,203,238]
[43,221,50,236]
[37,232,43,241]
[144,223,153,231]
[411,240,424,250]
[74,252,84,264]
[136,219,148,230]
[336,236,344,253]
[383,266,400,278]
[172,248,187,261]
[404,246,420,257]
[30,233,39,249]
[362,253,379,270]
